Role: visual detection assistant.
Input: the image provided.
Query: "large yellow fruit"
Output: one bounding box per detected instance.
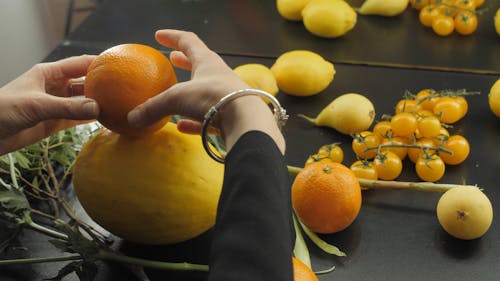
[72,122,224,244]
[301,0,357,38]
[276,0,311,21]
[271,50,335,97]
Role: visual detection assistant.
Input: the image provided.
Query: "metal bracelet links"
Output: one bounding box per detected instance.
[201,88,288,163]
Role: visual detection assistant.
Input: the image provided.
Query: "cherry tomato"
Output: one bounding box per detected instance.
[317,143,344,163]
[419,5,441,27]
[455,0,476,11]
[305,143,344,166]
[433,126,450,146]
[408,137,437,163]
[415,89,439,111]
[455,11,478,35]
[453,96,469,118]
[417,115,442,138]
[439,135,470,165]
[432,15,455,36]
[411,0,431,10]
[374,151,403,180]
[395,99,421,114]
[373,120,393,139]
[350,160,378,181]
[380,136,408,160]
[433,96,463,124]
[352,131,380,160]
[415,154,446,182]
[391,112,418,137]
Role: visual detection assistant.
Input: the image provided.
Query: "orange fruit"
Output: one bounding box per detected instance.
[292,162,362,234]
[85,43,177,137]
[292,257,318,281]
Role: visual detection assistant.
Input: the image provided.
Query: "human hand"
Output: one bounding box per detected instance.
[0,55,99,155]
[128,29,285,153]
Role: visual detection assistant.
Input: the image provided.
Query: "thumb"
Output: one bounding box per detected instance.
[31,96,100,121]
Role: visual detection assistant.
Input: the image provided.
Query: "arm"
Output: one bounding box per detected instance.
[127,29,293,279]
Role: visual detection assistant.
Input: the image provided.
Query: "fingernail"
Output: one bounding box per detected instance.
[82,100,99,116]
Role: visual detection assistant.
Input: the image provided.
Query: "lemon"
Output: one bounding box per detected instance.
[234,63,279,96]
[276,0,311,21]
[302,0,357,38]
[271,50,335,96]
[357,0,409,17]
[299,93,375,134]
[495,8,500,36]
[489,78,500,117]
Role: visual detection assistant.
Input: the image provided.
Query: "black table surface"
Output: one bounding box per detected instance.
[66,0,500,74]
[3,0,500,280]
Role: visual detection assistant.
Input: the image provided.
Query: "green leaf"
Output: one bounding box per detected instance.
[13,151,31,170]
[292,215,311,268]
[0,185,31,224]
[299,220,347,257]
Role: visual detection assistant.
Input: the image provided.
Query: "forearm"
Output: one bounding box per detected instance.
[218,95,286,155]
[208,131,294,281]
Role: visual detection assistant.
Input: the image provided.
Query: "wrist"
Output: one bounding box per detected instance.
[201,89,287,162]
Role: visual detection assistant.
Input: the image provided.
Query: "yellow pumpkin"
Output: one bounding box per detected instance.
[72,122,224,244]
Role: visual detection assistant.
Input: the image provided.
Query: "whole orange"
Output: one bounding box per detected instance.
[292,162,362,234]
[85,43,177,136]
[292,257,318,281]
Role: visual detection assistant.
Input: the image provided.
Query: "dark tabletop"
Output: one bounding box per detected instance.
[3,0,500,280]
[66,0,500,74]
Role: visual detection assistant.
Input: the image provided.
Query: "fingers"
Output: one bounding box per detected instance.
[169,51,192,70]
[176,119,203,134]
[53,55,96,78]
[128,82,193,127]
[155,29,221,69]
[24,96,99,124]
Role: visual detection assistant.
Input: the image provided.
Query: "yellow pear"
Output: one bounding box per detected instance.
[357,0,409,17]
[299,93,375,134]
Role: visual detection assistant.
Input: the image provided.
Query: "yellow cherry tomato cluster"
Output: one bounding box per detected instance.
[410,0,484,36]
[349,89,472,182]
[304,143,344,166]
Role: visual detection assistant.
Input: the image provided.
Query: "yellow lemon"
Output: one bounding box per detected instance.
[234,63,279,96]
[73,122,223,245]
[495,8,500,36]
[302,0,357,38]
[489,78,500,117]
[271,50,335,97]
[299,93,375,134]
[276,0,311,21]
[357,0,409,17]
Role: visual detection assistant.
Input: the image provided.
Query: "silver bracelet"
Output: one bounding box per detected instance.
[201,88,288,163]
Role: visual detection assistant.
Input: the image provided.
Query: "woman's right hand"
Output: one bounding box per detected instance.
[128,29,285,154]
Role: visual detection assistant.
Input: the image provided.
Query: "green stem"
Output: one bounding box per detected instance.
[287,165,475,192]
[364,143,452,155]
[96,250,209,272]
[26,219,68,240]
[0,255,81,265]
[7,153,19,189]
[297,114,317,125]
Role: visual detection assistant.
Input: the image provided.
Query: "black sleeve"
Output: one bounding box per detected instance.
[207,131,294,281]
